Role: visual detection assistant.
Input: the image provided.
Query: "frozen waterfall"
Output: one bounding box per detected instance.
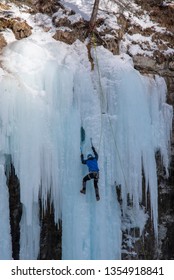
[0,34,172,260]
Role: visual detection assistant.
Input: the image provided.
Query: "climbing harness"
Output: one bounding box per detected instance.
[88,172,99,180]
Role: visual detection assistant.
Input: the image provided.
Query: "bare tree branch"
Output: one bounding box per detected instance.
[89,0,100,33]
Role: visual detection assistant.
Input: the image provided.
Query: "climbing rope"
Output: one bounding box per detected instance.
[91,32,129,192]
[91,34,106,113]
[90,33,105,156]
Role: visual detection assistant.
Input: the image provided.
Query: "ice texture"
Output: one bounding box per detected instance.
[0,35,172,259]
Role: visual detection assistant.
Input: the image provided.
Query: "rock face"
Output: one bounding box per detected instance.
[133,54,174,104]
[0,19,32,40]
[7,164,22,260]
[0,2,32,41]
[132,2,174,103]
[39,201,62,260]
[52,12,122,55]
[158,173,174,259]
[53,29,78,45]
[50,2,174,104]
[32,0,59,14]
[0,34,7,51]
[12,20,32,40]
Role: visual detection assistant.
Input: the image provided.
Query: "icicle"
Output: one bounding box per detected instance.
[20,203,40,260]
[93,46,172,240]
[0,35,172,260]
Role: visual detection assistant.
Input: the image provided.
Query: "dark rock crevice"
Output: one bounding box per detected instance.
[39,196,62,260]
[6,164,22,260]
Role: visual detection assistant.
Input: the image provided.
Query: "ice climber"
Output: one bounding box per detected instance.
[80,145,100,201]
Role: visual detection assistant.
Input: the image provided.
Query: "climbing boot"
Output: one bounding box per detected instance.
[80,188,86,194]
[80,181,86,194]
[94,186,100,201]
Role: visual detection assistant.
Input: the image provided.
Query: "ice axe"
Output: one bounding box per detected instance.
[80,126,85,143]
[80,146,82,154]
[80,126,85,154]
[90,137,93,147]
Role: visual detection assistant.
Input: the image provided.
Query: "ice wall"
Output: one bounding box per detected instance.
[0,35,172,259]
[91,48,173,238]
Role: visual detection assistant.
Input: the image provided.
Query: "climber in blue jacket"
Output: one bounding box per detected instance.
[80,145,100,201]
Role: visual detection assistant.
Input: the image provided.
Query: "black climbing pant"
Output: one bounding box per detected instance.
[82,172,99,198]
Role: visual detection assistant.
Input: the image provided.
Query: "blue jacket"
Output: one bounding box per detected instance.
[81,147,99,172]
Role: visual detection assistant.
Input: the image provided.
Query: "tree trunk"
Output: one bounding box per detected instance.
[89,0,100,32]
